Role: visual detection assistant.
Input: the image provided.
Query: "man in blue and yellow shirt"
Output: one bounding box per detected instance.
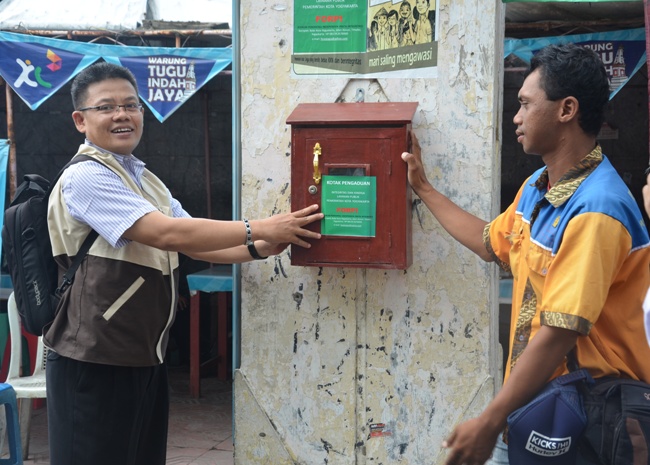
[402,43,650,465]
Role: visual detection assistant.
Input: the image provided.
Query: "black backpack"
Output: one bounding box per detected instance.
[1,155,99,335]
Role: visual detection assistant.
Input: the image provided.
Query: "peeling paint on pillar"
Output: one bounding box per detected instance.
[236,1,505,464]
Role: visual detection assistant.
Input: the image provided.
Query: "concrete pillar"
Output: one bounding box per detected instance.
[236,1,506,463]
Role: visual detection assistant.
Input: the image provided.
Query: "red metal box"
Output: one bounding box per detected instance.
[287,102,417,269]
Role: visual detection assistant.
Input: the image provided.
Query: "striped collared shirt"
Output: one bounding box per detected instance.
[62,140,190,248]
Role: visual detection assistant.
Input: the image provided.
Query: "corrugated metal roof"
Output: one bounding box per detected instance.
[505,1,645,38]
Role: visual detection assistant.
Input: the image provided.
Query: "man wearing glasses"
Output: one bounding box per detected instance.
[44,61,323,465]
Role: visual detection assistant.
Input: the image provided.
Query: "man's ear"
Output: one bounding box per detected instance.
[558,96,579,123]
[71,111,87,133]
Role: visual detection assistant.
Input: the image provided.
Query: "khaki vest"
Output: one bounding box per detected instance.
[44,145,179,366]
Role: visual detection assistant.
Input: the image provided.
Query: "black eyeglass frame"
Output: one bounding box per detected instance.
[645,165,650,177]
[77,103,144,113]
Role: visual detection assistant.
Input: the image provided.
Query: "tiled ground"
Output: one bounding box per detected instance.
[11,366,234,465]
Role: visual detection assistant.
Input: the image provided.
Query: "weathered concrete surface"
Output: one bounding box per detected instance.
[236,1,505,463]
[234,370,295,464]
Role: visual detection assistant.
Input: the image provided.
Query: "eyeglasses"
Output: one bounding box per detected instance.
[77,103,143,114]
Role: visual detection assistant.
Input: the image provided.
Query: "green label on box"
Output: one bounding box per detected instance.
[321,175,376,237]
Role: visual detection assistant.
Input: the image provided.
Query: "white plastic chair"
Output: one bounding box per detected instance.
[5,292,46,460]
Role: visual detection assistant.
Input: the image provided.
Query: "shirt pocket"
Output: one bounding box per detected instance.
[525,245,553,280]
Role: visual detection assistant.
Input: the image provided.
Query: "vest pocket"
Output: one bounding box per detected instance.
[102,276,145,321]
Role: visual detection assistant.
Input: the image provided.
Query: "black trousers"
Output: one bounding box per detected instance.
[46,352,169,465]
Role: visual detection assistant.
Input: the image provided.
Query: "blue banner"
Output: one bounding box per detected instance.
[102,46,232,122]
[0,140,9,254]
[0,32,232,122]
[505,28,646,99]
[0,33,99,110]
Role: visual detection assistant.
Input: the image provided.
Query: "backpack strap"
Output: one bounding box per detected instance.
[46,154,99,197]
[55,229,98,297]
[50,154,102,297]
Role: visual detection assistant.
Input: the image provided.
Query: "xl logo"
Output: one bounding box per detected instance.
[14,49,62,89]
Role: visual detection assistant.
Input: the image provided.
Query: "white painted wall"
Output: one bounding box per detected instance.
[235,1,506,464]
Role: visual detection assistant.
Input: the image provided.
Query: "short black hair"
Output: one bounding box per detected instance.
[71,61,139,110]
[527,43,610,137]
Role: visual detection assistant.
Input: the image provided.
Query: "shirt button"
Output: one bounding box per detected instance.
[541,268,548,275]
[519,335,524,341]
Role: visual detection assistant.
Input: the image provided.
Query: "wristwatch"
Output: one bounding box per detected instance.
[247,242,268,260]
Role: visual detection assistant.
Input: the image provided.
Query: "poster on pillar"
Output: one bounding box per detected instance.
[504,28,646,99]
[292,0,439,78]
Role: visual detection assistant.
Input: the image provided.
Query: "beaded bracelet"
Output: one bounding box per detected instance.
[243,218,252,245]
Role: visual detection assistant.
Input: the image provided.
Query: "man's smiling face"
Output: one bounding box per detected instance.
[72,78,144,156]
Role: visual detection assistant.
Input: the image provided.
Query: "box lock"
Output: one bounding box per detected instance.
[313,142,321,184]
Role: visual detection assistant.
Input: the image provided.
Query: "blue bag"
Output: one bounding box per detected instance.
[507,368,593,464]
